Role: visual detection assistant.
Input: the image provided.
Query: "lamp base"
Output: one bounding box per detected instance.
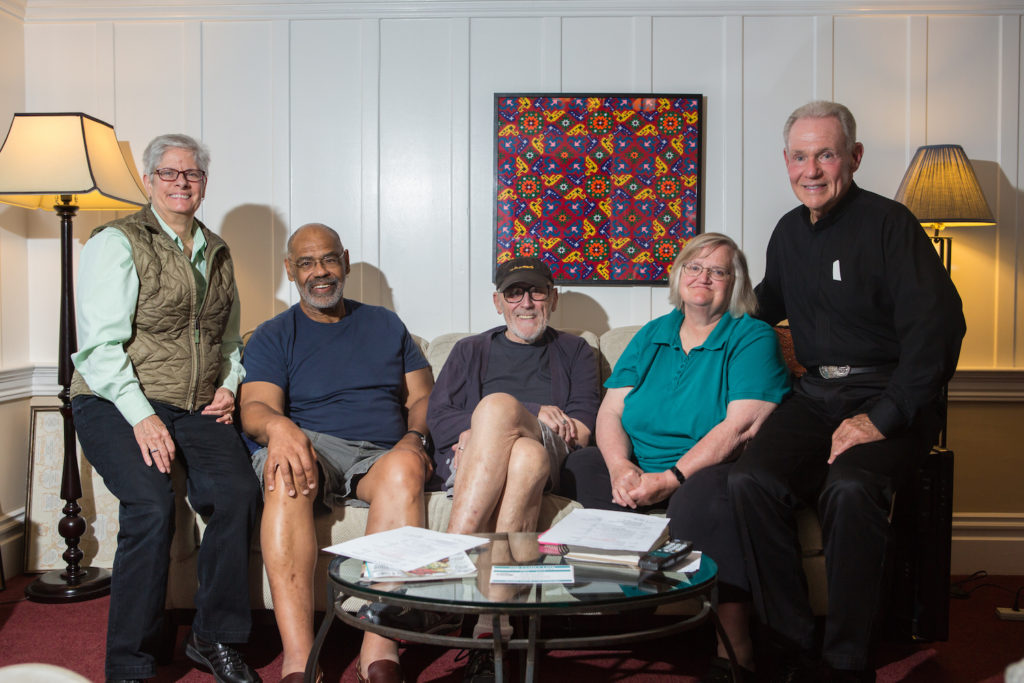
[24,566,111,604]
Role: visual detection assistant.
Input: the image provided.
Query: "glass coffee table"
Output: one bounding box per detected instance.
[305,532,739,682]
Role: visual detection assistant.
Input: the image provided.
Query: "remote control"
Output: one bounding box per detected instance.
[637,539,694,571]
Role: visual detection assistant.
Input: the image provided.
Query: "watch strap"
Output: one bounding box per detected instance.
[405,429,429,449]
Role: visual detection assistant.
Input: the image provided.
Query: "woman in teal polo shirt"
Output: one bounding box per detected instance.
[561,232,790,682]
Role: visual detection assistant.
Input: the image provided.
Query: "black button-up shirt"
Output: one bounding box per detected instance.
[755,183,966,436]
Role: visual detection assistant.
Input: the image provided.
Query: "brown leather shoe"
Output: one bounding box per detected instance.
[355,658,405,683]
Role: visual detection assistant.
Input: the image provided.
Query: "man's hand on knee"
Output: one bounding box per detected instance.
[829,413,884,463]
[264,418,318,497]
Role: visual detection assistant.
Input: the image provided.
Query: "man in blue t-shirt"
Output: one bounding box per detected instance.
[240,223,437,683]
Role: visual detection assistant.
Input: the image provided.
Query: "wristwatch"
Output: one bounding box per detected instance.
[669,465,686,485]
[406,429,429,450]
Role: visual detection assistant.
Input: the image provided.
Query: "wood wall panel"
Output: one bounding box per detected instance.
[468,17,560,332]
[112,23,189,160]
[741,16,822,281]
[289,19,366,308]
[379,19,459,336]
[200,21,278,334]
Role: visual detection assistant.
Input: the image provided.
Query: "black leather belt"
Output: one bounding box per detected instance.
[806,364,896,379]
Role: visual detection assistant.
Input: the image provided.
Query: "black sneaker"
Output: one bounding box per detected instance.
[356,601,463,635]
[699,656,756,683]
[456,648,512,683]
[184,630,261,683]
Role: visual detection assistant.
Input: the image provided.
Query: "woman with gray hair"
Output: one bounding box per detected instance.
[561,232,790,681]
[70,133,261,683]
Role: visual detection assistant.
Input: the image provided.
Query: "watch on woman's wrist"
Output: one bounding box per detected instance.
[669,465,686,485]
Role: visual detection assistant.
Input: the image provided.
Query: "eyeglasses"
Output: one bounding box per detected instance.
[680,262,732,281]
[291,255,343,272]
[153,168,207,183]
[502,285,550,303]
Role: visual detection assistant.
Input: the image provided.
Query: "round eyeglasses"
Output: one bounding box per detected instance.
[154,168,207,183]
[502,286,550,303]
[680,263,732,281]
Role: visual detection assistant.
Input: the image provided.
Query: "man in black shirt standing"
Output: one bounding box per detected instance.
[729,101,965,682]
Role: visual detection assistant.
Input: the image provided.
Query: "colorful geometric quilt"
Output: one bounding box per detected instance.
[494,94,703,284]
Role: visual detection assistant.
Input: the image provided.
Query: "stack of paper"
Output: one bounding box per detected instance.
[324,526,490,579]
[362,551,478,582]
[538,509,670,568]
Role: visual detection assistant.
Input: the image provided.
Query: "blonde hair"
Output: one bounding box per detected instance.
[667,232,757,317]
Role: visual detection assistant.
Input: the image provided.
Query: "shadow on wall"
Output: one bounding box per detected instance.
[348,261,395,312]
[219,204,289,331]
[551,290,611,337]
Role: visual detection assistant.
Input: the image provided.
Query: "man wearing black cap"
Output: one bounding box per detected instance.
[426,256,600,680]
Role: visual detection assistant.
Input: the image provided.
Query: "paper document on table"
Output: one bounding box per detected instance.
[490,564,574,584]
[324,526,489,571]
[538,508,669,552]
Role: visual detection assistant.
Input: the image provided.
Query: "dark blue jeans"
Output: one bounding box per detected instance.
[73,395,262,680]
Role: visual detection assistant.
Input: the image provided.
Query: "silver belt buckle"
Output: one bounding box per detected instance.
[819,365,851,379]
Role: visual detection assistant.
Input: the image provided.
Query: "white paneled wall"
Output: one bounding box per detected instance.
[9,1,1023,367]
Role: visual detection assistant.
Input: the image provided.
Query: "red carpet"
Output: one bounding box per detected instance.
[1,572,1021,681]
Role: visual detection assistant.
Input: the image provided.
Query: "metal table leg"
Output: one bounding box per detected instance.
[707,585,742,683]
[305,580,339,683]
[524,613,539,682]
[490,619,506,683]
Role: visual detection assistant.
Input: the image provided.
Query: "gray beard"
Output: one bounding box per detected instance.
[299,277,344,310]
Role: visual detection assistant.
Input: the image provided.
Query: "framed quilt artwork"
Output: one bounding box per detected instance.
[24,406,118,571]
[494,93,703,284]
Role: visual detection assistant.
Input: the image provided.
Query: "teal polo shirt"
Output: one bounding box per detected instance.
[608,308,791,472]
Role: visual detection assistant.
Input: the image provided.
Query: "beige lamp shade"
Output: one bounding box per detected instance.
[894,144,995,229]
[0,112,148,211]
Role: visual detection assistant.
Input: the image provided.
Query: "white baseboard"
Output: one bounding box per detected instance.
[952,513,1024,575]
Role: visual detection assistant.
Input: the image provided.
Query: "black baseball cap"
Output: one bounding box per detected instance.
[494,257,554,292]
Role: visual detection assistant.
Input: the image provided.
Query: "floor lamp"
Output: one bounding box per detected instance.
[0,113,148,602]
[894,144,995,447]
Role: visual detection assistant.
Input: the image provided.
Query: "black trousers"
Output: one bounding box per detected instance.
[728,381,937,671]
[560,447,749,601]
[73,395,262,680]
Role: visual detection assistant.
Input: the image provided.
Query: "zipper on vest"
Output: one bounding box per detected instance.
[189,239,223,412]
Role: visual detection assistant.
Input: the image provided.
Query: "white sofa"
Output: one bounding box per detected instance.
[81,325,829,615]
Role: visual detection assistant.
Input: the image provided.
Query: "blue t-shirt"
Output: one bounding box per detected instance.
[607,309,790,472]
[242,300,429,446]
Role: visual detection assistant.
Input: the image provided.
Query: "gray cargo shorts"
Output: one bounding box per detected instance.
[251,428,390,509]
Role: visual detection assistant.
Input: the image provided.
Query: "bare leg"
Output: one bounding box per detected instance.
[492,438,548,532]
[261,468,319,677]
[448,393,548,535]
[355,448,432,674]
[717,602,754,670]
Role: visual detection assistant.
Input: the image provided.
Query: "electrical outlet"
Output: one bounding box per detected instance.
[996,607,1024,621]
